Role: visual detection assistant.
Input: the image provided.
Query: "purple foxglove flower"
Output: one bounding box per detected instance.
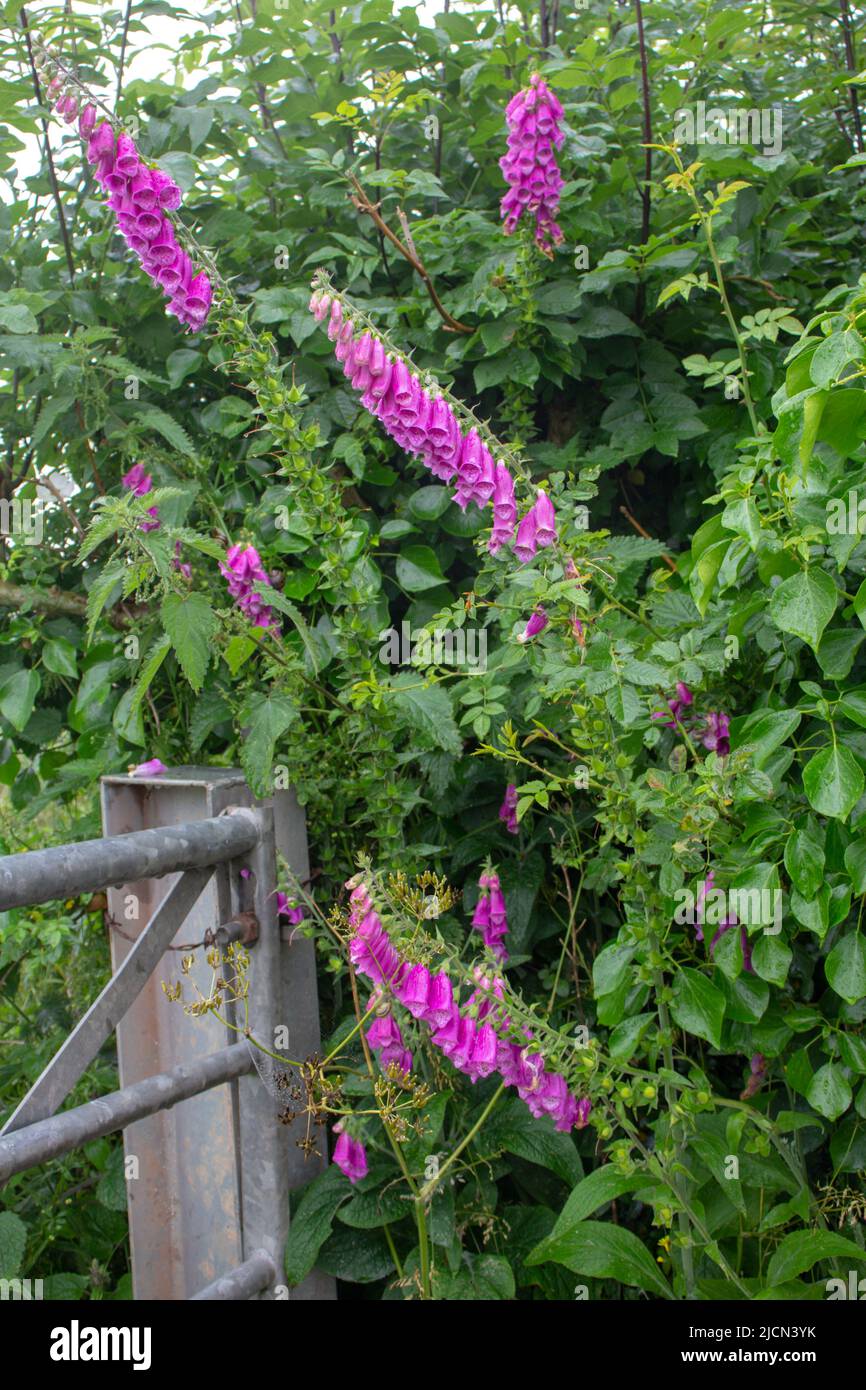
[513,505,539,564]
[533,489,557,547]
[423,972,455,1029]
[499,783,518,835]
[333,1130,367,1184]
[396,963,432,1019]
[87,122,115,164]
[500,74,566,252]
[466,1022,498,1081]
[121,463,153,496]
[366,1014,404,1052]
[517,606,548,643]
[149,168,182,210]
[695,869,715,944]
[78,104,97,139]
[377,1041,412,1073]
[741,1052,767,1098]
[275,891,305,925]
[575,1097,592,1129]
[140,506,161,533]
[115,131,140,176]
[702,711,730,757]
[130,758,167,777]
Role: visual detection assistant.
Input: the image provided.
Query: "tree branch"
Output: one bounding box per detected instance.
[839,0,864,153]
[19,7,76,284]
[348,173,473,333]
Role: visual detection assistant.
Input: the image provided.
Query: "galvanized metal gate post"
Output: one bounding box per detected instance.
[0,766,336,1301]
[99,767,335,1301]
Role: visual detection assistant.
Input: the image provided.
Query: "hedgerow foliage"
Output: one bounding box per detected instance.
[3,0,866,1299]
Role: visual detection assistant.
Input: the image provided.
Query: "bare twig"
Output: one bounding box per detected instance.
[348,173,472,333]
[840,0,864,153]
[620,504,677,571]
[19,7,76,284]
[634,0,653,321]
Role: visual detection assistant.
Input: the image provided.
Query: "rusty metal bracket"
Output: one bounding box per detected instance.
[205,912,259,949]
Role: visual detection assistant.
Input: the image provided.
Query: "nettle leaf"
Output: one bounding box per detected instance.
[526,1220,673,1299]
[825,932,866,1005]
[670,967,725,1048]
[0,1211,27,1279]
[389,676,462,755]
[133,404,197,459]
[160,593,218,693]
[768,568,837,651]
[239,692,298,796]
[803,744,864,819]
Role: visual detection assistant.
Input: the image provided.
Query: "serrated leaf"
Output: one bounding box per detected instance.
[160,593,218,692]
[239,692,298,795]
[389,677,462,755]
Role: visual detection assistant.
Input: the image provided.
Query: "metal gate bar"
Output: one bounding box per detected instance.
[0,1044,254,1182]
[2,865,217,1134]
[191,1250,277,1301]
[0,811,260,910]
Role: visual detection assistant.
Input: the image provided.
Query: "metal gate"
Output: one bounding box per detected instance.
[0,766,335,1301]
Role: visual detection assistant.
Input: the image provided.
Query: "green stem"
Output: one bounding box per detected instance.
[417,1082,506,1203]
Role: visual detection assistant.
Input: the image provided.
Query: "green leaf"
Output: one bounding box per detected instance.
[254,584,320,673]
[128,635,171,717]
[160,593,218,693]
[806,1062,852,1121]
[803,744,864,819]
[548,1167,661,1239]
[751,934,793,988]
[42,637,78,679]
[285,1167,353,1286]
[784,828,825,897]
[825,932,866,1005]
[0,1211,27,1278]
[86,560,126,638]
[0,668,39,732]
[670,967,725,1048]
[768,568,837,651]
[485,1098,582,1185]
[526,1220,673,1299]
[0,302,38,333]
[766,1229,866,1286]
[134,404,197,458]
[390,677,462,755]
[395,544,446,592]
[239,692,298,796]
